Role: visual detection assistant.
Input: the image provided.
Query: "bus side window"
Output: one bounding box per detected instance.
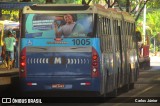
[98,15,104,52]
[102,17,106,52]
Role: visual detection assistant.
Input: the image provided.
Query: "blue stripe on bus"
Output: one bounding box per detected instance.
[21,38,101,56]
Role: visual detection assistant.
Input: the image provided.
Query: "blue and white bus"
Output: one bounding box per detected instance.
[19,4,139,97]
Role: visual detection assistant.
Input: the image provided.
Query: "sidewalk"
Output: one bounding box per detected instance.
[0,68,18,85]
[0,68,18,76]
[140,55,160,72]
[150,55,160,66]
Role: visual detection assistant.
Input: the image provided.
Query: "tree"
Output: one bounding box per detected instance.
[20,0,31,2]
[146,11,160,37]
[147,0,160,9]
[46,0,53,3]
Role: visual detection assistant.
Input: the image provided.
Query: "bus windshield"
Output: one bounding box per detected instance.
[23,13,93,38]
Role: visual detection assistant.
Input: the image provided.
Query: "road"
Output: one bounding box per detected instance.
[0,56,159,105]
[3,69,158,105]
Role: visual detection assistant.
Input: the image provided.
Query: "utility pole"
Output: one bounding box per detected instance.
[143,0,146,44]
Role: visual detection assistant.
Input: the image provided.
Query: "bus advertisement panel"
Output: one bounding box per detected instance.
[23,13,93,38]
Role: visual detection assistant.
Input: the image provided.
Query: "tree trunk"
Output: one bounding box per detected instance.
[46,0,53,3]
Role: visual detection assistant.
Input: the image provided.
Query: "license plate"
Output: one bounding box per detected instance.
[52,84,65,88]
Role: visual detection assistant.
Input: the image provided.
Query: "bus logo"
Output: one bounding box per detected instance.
[54,57,62,64]
[27,57,90,65]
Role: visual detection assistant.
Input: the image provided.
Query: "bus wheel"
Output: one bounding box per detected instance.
[112,88,117,97]
[111,75,118,97]
[123,83,129,92]
[128,63,135,90]
[123,64,131,92]
[129,83,134,90]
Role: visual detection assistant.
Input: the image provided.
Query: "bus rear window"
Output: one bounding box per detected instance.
[23,13,93,38]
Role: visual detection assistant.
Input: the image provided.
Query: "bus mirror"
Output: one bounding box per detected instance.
[135,31,142,42]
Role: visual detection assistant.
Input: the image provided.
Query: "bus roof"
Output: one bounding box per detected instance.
[23,4,113,14]
[22,4,135,22]
[121,12,135,23]
[23,4,90,14]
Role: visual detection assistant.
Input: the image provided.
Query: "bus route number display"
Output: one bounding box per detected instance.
[72,39,91,45]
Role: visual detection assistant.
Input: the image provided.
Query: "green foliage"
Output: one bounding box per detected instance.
[146,11,160,37]
[147,0,160,9]
[145,10,160,51]
[32,0,45,3]
[32,0,75,4]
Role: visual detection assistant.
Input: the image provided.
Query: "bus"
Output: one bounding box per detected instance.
[19,4,139,97]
